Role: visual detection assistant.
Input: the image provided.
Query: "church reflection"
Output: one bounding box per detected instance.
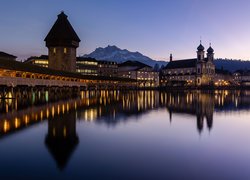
[1,90,250,137]
[162,91,214,133]
[0,90,250,169]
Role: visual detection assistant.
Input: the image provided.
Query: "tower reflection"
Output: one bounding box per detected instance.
[0,90,250,170]
[164,91,214,133]
[1,90,250,138]
[45,111,78,170]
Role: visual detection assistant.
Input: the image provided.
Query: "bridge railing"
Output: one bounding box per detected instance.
[0,77,87,87]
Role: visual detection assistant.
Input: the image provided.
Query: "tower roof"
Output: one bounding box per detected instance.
[197,43,205,51]
[45,136,79,170]
[45,11,81,47]
[207,45,214,53]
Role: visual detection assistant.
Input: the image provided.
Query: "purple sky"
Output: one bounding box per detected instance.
[1,0,250,61]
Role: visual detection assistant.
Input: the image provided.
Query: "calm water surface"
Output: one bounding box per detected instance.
[0,90,249,180]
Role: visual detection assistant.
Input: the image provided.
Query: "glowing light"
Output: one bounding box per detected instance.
[52,106,55,117]
[46,108,50,118]
[15,118,20,128]
[25,115,29,124]
[62,104,65,114]
[67,103,70,111]
[40,111,44,120]
[3,120,10,133]
[53,128,56,137]
[63,127,67,137]
[57,105,60,115]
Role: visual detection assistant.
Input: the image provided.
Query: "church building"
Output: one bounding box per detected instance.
[161,43,215,87]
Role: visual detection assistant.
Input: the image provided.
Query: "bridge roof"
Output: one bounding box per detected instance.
[0,58,136,82]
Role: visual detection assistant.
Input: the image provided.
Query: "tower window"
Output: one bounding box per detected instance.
[64,48,67,54]
[53,48,56,54]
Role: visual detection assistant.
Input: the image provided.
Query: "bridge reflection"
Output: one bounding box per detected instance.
[0,90,250,137]
[0,90,250,169]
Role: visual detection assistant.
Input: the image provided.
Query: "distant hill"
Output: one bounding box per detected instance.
[83,45,167,67]
[214,59,250,72]
[83,46,250,72]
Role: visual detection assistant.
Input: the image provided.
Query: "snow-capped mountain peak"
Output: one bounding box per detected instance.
[83,45,167,67]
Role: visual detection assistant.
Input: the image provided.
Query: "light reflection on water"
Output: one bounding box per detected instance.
[0,90,249,179]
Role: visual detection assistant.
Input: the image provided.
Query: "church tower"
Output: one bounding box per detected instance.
[45,12,81,72]
[196,42,205,86]
[197,41,205,61]
[207,44,214,62]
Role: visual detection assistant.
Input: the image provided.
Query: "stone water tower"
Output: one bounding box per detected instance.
[45,11,81,72]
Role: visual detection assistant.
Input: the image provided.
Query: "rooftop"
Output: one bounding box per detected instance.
[77,57,97,62]
[0,51,17,59]
[164,59,197,69]
[197,44,205,51]
[119,60,151,68]
[44,11,81,47]
[24,55,49,63]
[0,58,135,82]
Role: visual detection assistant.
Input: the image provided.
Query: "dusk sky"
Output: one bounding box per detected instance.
[1,0,250,61]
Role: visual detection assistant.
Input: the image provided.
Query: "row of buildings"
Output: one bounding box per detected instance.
[24,56,160,88]
[22,12,159,88]
[2,12,250,88]
[23,41,250,88]
[22,44,250,89]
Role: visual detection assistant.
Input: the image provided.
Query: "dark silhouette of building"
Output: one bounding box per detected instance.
[163,91,214,133]
[0,51,16,61]
[45,112,79,170]
[45,11,81,72]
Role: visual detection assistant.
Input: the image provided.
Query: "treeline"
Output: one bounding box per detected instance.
[215,59,250,72]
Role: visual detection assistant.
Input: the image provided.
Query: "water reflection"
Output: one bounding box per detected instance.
[0,90,250,170]
[163,91,214,133]
[1,90,250,137]
[0,91,250,179]
[45,110,78,170]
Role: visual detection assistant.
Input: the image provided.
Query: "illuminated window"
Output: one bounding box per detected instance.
[53,48,56,54]
[35,60,48,64]
[64,48,67,54]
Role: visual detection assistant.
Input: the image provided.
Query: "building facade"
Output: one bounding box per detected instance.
[76,57,98,76]
[98,61,118,77]
[233,70,250,86]
[214,68,232,86]
[161,43,215,87]
[44,12,81,72]
[118,61,159,87]
[24,55,49,68]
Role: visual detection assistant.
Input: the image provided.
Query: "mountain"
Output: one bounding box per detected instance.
[214,59,250,72]
[83,45,167,67]
[83,46,250,71]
